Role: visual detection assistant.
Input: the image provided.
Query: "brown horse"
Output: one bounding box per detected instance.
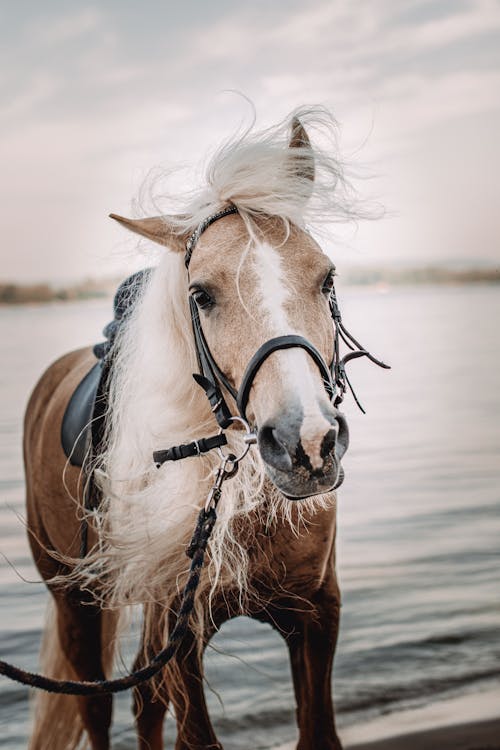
[25,112,355,750]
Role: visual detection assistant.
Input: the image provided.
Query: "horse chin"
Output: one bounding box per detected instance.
[266,460,345,501]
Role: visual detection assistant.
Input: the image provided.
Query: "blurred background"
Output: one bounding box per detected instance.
[1,2,499,748]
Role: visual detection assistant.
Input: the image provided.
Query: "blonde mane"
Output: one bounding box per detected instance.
[73,107,355,621]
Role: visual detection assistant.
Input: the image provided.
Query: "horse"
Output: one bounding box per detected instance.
[24,110,365,750]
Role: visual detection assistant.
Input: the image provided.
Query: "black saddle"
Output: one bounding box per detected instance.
[61,361,103,467]
[61,269,150,468]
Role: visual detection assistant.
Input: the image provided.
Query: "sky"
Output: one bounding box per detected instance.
[1,0,499,282]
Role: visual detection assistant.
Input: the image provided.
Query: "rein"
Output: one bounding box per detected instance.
[0,204,389,696]
[0,450,238,695]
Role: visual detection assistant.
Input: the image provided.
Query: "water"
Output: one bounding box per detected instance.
[1,286,499,748]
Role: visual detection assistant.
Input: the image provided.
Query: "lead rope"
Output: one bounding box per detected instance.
[0,453,239,695]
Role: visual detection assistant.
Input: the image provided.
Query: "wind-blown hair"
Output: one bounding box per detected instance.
[69,107,356,634]
[144,105,364,240]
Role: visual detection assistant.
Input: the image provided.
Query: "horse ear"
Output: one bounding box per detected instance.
[288,117,315,182]
[109,214,186,252]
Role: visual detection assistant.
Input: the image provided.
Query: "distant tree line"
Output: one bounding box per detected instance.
[0,279,115,304]
[1,266,498,305]
[0,283,55,304]
[343,266,500,286]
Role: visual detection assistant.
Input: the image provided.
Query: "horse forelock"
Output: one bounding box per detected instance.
[141,105,365,247]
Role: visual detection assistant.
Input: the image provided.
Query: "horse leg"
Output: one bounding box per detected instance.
[263,578,342,750]
[134,602,222,750]
[138,598,222,750]
[168,623,222,750]
[53,591,115,750]
[134,606,170,750]
[134,666,169,750]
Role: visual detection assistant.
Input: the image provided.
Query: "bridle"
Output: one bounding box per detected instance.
[153,204,389,468]
[185,204,389,430]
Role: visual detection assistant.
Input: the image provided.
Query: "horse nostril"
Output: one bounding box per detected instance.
[320,428,337,459]
[258,423,293,472]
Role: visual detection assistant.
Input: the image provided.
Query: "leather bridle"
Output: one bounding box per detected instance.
[184,205,389,430]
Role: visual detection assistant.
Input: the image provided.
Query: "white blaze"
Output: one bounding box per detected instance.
[251,241,332,469]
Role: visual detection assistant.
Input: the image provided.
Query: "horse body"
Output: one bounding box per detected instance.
[24,112,350,749]
[25,318,342,750]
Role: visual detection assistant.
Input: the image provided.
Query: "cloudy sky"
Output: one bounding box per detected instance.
[1,0,499,282]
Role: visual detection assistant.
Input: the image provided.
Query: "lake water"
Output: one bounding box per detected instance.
[0,285,499,748]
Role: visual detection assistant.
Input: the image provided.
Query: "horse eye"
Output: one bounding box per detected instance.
[191,288,214,310]
[321,270,336,295]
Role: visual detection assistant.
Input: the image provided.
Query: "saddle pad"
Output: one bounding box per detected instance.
[61,361,103,467]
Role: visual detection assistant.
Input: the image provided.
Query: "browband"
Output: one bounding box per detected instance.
[185,205,239,268]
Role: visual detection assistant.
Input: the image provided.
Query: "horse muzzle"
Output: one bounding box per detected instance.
[257,406,349,500]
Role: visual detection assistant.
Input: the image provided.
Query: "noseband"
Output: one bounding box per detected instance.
[184,205,389,430]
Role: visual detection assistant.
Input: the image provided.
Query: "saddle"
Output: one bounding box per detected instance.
[61,269,150,468]
[61,360,103,467]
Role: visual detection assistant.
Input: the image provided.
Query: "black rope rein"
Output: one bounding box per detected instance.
[0,505,217,695]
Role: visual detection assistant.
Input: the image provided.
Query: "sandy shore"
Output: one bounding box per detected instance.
[347,717,500,749]
[273,686,500,750]
[273,718,500,750]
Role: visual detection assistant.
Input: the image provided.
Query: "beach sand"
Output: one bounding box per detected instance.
[273,687,500,750]
[273,719,500,750]
[347,718,500,750]
[342,686,500,750]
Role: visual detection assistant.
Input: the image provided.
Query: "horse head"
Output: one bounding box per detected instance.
[111,119,349,500]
